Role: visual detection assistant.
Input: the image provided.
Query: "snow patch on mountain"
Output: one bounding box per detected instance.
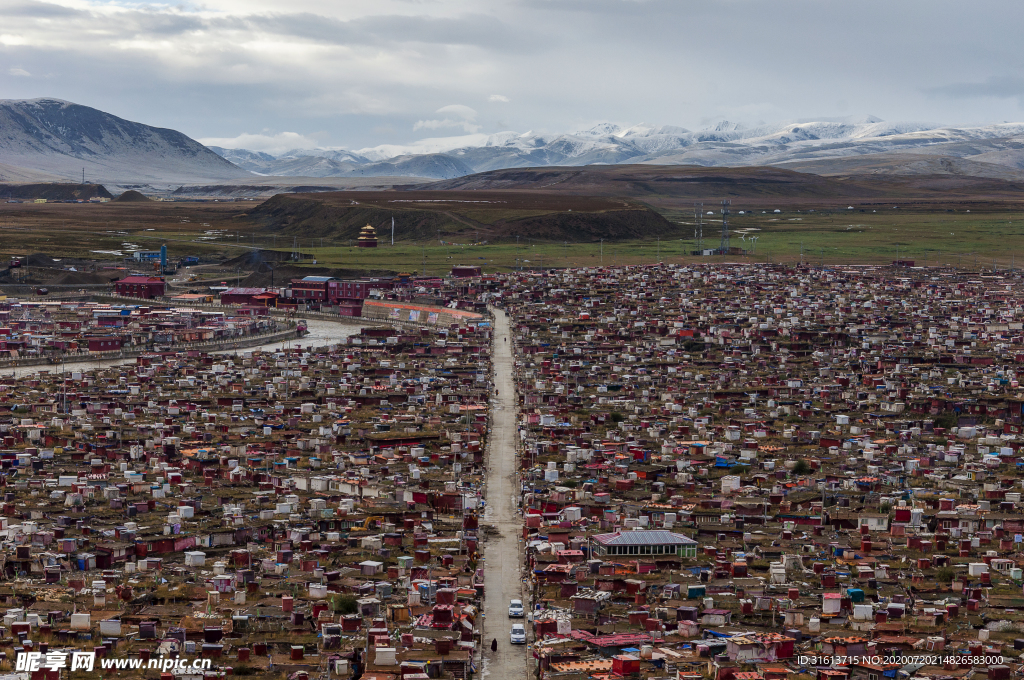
[0,98,249,185]
[210,116,1024,180]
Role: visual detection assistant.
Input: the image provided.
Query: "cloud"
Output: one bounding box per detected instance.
[413,118,482,133]
[413,104,481,133]
[245,12,520,49]
[2,1,81,18]
[3,0,1024,150]
[197,131,320,155]
[927,76,1024,100]
[436,104,477,118]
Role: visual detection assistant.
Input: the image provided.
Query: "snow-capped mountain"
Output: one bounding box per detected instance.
[211,117,1024,180]
[0,98,250,184]
[213,145,474,179]
[206,146,278,173]
[5,98,1024,186]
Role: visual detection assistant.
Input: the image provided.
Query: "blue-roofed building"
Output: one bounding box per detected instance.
[290,276,338,305]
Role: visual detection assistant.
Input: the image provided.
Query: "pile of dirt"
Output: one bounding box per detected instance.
[0,183,113,201]
[24,253,62,268]
[0,266,119,286]
[115,190,152,202]
[222,249,315,268]
[47,270,119,286]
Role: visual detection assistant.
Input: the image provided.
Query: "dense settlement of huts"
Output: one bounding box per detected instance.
[1,263,1023,680]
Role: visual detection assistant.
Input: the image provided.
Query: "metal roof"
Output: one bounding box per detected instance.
[301,276,334,282]
[570,631,652,647]
[117,276,163,283]
[592,530,697,546]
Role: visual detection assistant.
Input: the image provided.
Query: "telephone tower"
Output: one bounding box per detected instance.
[719,200,731,254]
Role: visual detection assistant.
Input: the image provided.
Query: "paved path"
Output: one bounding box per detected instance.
[481,308,528,680]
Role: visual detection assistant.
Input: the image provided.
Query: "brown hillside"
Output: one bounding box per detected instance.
[247,190,676,242]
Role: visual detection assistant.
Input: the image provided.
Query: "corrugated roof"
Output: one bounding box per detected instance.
[301,276,334,282]
[592,530,698,546]
[570,631,652,646]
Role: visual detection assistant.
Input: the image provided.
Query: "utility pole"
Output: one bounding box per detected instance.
[719,200,731,254]
[695,203,704,255]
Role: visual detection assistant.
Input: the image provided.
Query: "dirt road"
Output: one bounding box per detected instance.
[481,308,528,680]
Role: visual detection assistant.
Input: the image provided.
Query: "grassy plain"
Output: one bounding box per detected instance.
[2,200,1024,274]
[233,205,1024,273]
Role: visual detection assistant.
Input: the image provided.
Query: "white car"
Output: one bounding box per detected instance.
[510,623,526,645]
[508,599,524,618]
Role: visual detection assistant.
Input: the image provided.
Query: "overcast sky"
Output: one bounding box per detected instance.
[2,0,1023,153]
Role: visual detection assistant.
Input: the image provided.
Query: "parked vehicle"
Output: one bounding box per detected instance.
[510,624,526,645]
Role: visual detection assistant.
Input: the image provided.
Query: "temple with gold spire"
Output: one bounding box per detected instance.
[356,223,378,248]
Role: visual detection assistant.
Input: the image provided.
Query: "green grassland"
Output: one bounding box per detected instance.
[657,206,1024,269]
[276,207,1024,273]
[3,201,1024,274]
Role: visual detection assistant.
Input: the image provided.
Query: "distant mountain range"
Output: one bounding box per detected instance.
[214,117,1024,181]
[205,146,474,180]
[4,98,1024,190]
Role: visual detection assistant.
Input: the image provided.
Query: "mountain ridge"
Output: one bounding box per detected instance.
[4,97,1024,187]
[0,98,250,185]
[211,119,1024,181]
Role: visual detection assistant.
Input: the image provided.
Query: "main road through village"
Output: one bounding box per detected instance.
[481,308,529,680]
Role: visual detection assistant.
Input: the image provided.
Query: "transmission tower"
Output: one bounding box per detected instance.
[719,200,731,254]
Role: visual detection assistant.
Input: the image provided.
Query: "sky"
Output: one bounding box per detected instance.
[2,0,1024,154]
